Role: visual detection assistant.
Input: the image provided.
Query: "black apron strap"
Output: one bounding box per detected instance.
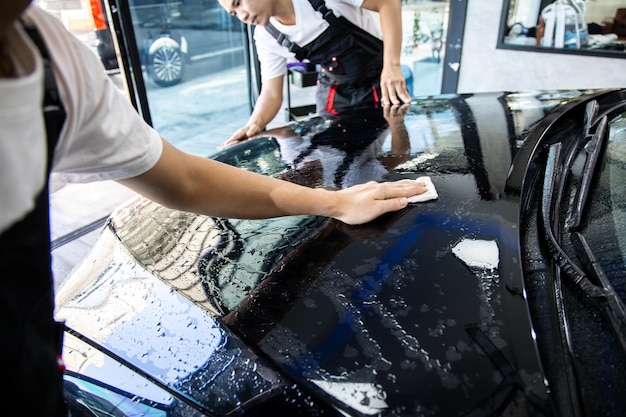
[266,0,384,115]
[265,0,343,61]
[265,22,309,60]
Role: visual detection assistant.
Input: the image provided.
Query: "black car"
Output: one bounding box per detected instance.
[55,89,626,416]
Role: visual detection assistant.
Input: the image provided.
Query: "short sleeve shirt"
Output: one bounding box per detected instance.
[0,6,162,233]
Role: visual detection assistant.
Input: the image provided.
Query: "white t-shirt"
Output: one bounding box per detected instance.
[0,5,162,234]
[254,0,382,82]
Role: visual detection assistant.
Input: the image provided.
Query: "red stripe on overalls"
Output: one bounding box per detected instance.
[372,84,380,109]
[325,85,339,115]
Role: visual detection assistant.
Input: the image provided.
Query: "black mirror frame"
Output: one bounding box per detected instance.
[497,0,626,59]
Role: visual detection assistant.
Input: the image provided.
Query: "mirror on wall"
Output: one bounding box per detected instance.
[498,0,626,58]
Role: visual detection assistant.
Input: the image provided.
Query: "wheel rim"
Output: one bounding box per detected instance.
[152,46,183,83]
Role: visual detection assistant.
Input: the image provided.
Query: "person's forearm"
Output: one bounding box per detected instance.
[121,140,426,225]
[363,0,403,67]
[247,77,284,131]
[379,0,403,67]
[363,0,410,105]
[180,155,336,219]
[121,140,335,220]
[220,76,286,147]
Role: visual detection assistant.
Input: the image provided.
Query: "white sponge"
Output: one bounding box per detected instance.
[408,176,438,203]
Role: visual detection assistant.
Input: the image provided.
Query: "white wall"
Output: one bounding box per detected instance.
[585,0,624,23]
[456,0,626,93]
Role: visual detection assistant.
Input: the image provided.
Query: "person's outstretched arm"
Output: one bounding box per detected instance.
[362,0,411,106]
[120,139,427,225]
[218,76,284,149]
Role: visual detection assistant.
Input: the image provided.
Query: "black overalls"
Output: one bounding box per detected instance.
[265,0,384,115]
[0,23,67,416]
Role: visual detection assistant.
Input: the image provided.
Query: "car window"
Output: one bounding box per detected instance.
[116,0,247,148]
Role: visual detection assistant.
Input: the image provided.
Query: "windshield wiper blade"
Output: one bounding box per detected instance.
[567,109,609,231]
[570,232,626,352]
[541,143,604,299]
[583,99,599,138]
[540,105,626,352]
[539,142,590,416]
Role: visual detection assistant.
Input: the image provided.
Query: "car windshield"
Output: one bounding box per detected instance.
[604,112,626,278]
[540,97,626,303]
[530,94,626,414]
[563,103,626,315]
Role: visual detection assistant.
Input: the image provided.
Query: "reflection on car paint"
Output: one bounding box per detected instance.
[198,215,325,313]
[310,380,388,415]
[57,227,304,415]
[452,238,502,344]
[57,232,227,381]
[394,152,438,172]
[452,238,499,269]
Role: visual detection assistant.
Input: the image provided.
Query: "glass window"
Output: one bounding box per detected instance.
[111,0,465,151]
[120,0,249,154]
[499,0,626,58]
[287,1,463,117]
[580,109,626,288]
[400,0,450,96]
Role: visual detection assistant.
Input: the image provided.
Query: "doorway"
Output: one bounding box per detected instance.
[400,0,466,96]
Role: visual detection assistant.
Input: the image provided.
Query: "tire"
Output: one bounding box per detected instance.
[148,37,185,87]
